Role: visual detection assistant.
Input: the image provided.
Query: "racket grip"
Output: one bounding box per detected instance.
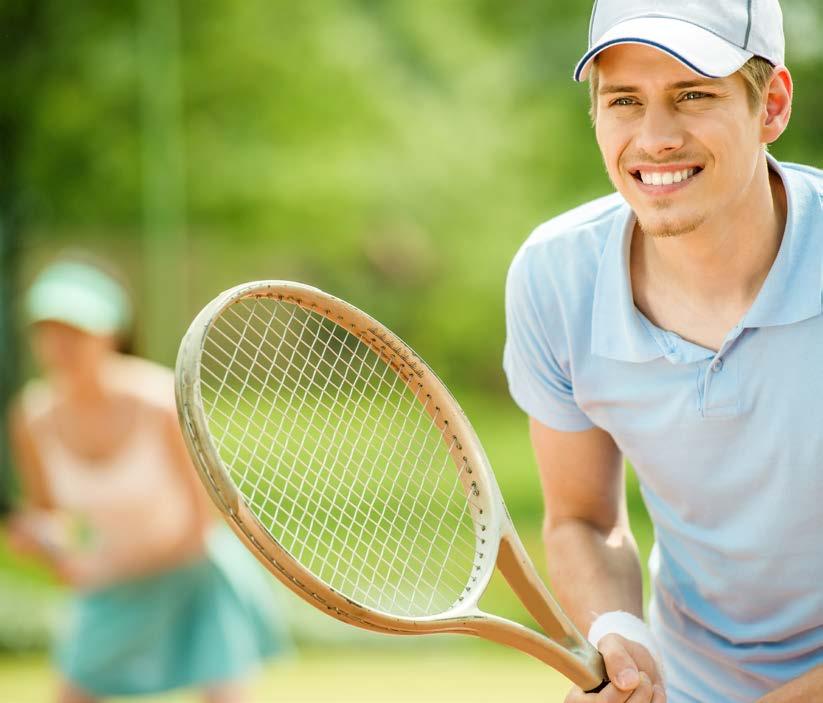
[584,679,609,694]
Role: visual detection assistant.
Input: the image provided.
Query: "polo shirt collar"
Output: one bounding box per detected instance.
[741,156,823,329]
[591,154,823,363]
[591,204,664,362]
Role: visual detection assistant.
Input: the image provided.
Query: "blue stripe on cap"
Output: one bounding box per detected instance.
[573,37,722,81]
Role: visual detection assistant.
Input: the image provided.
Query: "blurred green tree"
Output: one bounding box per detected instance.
[6,0,823,393]
[0,1,49,512]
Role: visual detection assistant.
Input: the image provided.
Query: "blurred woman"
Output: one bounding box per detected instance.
[8,258,289,703]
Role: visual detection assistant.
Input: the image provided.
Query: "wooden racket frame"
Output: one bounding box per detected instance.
[175,280,607,692]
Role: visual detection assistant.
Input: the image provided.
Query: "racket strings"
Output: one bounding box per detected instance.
[200,297,481,616]
[200,373,476,580]
[205,309,439,467]
[206,303,482,535]
[200,345,478,566]
[203,308,480,612]
[207,304,300,483]
[202,388,474,603]
[220,302,441,456]
[209,320,480,592]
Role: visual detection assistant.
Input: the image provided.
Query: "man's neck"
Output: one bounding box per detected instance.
[630,154,788,349]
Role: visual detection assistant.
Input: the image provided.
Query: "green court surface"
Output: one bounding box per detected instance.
[0,645,574,703]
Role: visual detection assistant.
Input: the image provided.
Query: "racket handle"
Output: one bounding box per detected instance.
[584,679,609,694]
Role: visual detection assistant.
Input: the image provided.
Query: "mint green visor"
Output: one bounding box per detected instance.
[25,261,132,336]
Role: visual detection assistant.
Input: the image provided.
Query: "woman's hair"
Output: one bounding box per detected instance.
[588,55,776,124]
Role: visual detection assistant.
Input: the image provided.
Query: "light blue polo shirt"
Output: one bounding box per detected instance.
[503,155,823,702]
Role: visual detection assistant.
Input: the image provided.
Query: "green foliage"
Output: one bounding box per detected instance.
[11,0,822,378]
[1,0,819,652]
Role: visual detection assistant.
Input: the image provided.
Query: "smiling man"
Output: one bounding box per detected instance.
[503,2,822,702]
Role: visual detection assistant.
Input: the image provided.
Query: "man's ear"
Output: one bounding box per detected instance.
[761,66,792,145]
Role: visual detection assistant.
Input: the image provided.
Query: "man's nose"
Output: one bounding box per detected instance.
[634,103,685,156]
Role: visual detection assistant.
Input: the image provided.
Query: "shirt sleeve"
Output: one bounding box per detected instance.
[502,249,594,432]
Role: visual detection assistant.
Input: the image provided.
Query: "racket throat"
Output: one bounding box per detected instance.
[467,614,607,691]
[496,531,586,646]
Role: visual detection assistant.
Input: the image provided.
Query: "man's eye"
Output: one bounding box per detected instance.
[610,97,636,107]
[682,91,710,101]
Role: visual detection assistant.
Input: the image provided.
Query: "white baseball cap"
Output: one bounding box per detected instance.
[25,260,132,336]
[574,0,785,82]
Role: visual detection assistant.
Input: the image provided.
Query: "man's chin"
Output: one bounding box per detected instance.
[635,211,706,239]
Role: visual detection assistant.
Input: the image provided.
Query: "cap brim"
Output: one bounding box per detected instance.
[25,262,130,336]
[574,17,753,82]
[27,283,123,335]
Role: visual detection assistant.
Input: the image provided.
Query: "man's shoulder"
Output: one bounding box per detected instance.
[777,161,823,241]
[780,160,823,182]
[780,160,823,200]
[508,191,627,287]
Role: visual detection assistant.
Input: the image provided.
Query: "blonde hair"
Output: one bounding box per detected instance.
[588,55,776,123]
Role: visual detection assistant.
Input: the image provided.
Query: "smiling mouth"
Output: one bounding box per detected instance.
[630,166,703,186]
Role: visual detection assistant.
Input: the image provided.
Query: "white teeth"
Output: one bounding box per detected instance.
[637,168,698,186]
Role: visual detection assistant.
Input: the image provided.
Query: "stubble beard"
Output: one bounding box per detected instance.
[637,200,707,239]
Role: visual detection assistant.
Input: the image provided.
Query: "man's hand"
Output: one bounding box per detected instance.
[756,664,823,703]
[564,634,666,703]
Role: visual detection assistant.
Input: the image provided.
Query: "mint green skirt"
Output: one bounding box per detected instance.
[56,527,291,697]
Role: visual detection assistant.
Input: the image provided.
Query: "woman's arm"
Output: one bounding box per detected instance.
[8,400,55,511]
[6,401,64,561]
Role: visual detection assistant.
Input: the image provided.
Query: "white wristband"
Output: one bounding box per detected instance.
[587,611,663,674]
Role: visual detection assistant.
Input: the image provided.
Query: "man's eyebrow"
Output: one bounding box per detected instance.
[598,79,721,95]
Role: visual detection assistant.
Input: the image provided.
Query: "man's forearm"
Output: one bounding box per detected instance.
[544,517,643,635]
[757,665,823,703]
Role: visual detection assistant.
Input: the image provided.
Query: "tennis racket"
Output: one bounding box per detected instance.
[174,280,608,693]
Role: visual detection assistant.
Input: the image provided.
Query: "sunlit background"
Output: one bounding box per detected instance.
[1,1,820,701]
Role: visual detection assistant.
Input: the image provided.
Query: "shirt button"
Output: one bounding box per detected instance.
[711,358,724,372]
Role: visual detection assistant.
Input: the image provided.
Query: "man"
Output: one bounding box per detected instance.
[503,1,822,701]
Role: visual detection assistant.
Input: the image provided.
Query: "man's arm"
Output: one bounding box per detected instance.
[757,666,823,703]
[531,418,641,625]
[530,418,664,700]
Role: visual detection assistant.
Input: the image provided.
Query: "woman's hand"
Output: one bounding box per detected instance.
[6,509,68,559]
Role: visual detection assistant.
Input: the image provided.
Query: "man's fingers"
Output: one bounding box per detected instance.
[625,673,655,703]
[600,683,636,703]
[598,637,641,690]
[563,683,633,703]
[595,633,665,690]
[564,632,668,703]
[622,640,664,688]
